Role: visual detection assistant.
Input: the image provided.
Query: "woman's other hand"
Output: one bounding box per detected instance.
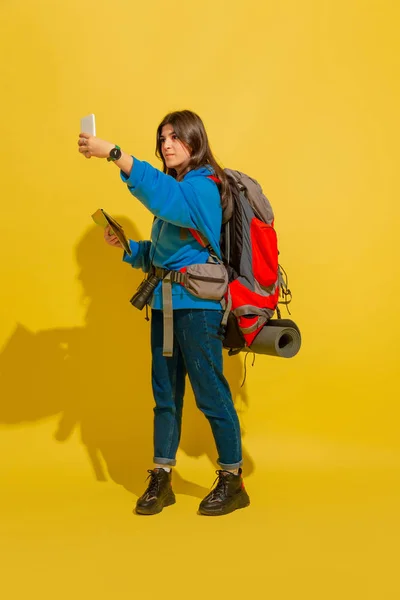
[104,225,123,248]
[78,133,114,159]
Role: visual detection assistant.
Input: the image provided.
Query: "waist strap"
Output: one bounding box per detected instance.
[153,266,225,358]
[153,267,185,358]
[154,267,187,285]
[161,273,173,357]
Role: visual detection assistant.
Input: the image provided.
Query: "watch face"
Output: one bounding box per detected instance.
[110,147,121,160]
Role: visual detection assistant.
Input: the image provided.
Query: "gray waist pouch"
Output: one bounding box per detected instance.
[183,262,228,300]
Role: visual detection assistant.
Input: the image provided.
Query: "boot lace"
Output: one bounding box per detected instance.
[144,469,160,497]
[207,470,231,502]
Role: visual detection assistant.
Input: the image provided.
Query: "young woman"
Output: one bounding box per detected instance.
[78,110,250,516]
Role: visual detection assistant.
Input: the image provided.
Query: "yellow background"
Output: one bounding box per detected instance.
[0,0,399,598]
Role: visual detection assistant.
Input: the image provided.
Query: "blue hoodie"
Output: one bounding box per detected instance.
[121,157,223,311]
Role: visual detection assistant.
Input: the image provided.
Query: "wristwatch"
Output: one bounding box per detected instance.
[107,145,122,162]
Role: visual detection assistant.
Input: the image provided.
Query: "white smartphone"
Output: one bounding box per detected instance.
[80,114,96,136]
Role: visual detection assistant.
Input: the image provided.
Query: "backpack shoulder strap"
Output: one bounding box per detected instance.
[186,174,222,249]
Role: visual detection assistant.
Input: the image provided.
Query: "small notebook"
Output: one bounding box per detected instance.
[91,209,132,255]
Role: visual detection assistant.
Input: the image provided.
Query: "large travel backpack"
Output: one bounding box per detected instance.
[189,169,292,355]
[132,168,292,358]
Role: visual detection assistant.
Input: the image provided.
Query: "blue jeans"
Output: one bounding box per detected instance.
[151,309,243,470]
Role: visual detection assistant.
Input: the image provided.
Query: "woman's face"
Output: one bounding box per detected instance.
[160,124,191,175]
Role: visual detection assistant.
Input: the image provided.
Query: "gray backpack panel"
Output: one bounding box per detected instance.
[224,169,274,225]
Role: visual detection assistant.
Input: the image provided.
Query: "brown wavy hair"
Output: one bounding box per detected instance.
[155,110,231,212]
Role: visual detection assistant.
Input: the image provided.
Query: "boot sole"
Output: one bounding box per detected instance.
[135,494,176,516]
[198,495,250,517]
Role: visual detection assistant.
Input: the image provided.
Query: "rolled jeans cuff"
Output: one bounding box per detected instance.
[153,456,177,467]
[217,459,243,470]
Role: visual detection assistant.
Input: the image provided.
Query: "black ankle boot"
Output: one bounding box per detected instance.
[199,468,250,516]
[135,469,176,515]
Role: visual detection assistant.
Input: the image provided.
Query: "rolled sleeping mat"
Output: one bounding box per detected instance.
[247,319,301,358]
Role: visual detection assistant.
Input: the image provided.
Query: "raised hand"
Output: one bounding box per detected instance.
[78,133,114,159]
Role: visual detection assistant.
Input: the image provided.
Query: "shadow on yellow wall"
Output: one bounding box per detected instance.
[0,218,254,499]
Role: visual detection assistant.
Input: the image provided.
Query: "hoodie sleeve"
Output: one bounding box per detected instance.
[120,158,222,256]
[122,239,152,273]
